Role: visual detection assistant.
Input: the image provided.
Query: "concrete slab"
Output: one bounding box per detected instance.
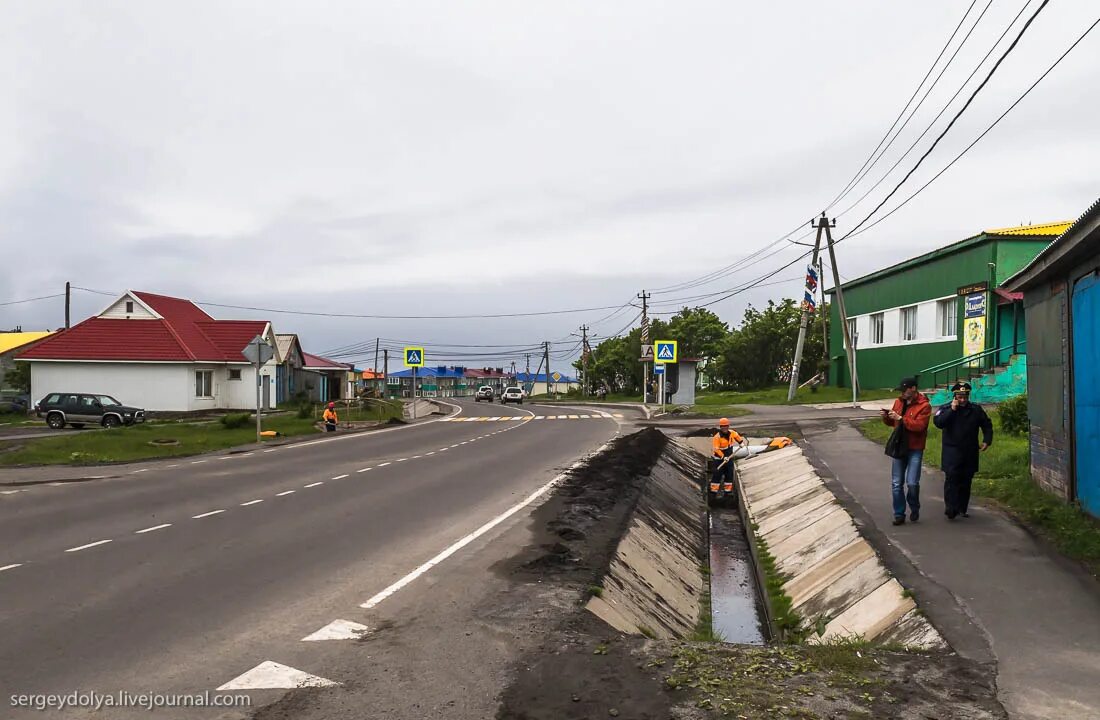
[750,477,825,514]
[774,520,860,578]
[783,539,876,608]
[755,490,838,537]
[744,469,819,501]
[794,555,890,622]
[762,505,853,554]
[821,578,916,642]
[748,486,833,525]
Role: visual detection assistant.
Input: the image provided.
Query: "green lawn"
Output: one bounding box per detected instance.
[695,385,898,406]
[0,415,322,466]
[859,416,1100,575]
[300,399,404,423]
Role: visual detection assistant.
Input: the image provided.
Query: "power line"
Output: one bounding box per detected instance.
[0,293,65,307]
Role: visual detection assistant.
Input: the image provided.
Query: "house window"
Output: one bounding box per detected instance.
[195,370,213,397]
[847,319,857,343]
[870,313,884,345]
[938,298,957,338]
[900,306,919,342]
[229,369,242,381]
[125,301,134,313]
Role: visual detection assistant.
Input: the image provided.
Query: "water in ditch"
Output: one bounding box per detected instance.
[709,509,767,644]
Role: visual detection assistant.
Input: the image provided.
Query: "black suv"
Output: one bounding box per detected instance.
[35,393,146,429]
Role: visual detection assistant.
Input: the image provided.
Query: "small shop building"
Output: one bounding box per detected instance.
[825,222,1069,391]
[1003,198,1100,517]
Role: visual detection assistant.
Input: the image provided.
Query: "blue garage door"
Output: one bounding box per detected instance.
[1072,274,1100,517]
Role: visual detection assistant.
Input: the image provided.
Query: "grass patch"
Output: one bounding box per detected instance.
[679,404,752,418]
[689,569,725,643]
[0,415,321,466]
[695,385,897,407]
[301,399,404,423]
[858,415,1100,576]
[753,534,805,641]
[586,585,604,598]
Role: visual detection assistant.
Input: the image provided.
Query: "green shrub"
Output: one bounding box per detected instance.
[296,403,313,419]
[219,412,251,429]
[998,394,1029,436]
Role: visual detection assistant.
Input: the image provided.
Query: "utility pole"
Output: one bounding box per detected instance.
[579,324,589,397]
[373,337,380,394]
[824,216,859,397]
[383,349,389,399]
[65,282,71,330]
[544,341,552,398]
[638,290,650,404]
[787,217,826,401]
[819,258,829,374]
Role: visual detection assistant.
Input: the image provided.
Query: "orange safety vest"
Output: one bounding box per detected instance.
[323,409,338,424]
[712,430,744,459]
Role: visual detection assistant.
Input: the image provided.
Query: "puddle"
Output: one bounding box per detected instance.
[709,509,767,644]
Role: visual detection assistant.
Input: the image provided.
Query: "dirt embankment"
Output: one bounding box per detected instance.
[496,427,1006,720]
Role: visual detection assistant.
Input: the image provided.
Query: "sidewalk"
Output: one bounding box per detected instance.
[799,421,1100,720]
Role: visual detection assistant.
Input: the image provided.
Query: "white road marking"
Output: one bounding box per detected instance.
[192,510,226,519]
[426,451,436,456]
[450,445,459,448]
[568,415,580,419]
[614,413,624,417]
[135,523,172,534]
[1,489,25,495]
[460,441,468,445]
[439,448,449,452]
[276,490,296,497]
[238,452,254,457]
[217,661,338,691]
[305,481,324,488]
[166,464,180,468]
[1,563,23,573]
[66,539,113,553]
[360,439,613,610]
[264,449,278,453]
[241,499,264,506]
[357,467,372,473]
[396,458,407,462]
[379,462,392,467]
[411,455,422,459]
[191,460,207,465]
[331,474,348,480]
[533,416,545,419]
[301,619,370,642]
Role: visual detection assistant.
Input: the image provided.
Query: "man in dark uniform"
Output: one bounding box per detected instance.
[932,382,993,519]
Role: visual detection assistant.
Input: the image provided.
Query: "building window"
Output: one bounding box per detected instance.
[847,319,857,343]
[938,298,957,338]
[870,313,884,345]
[228,369,242,381]
[900,306,918,342]
[125,301,134,313]
[195,370,213,397]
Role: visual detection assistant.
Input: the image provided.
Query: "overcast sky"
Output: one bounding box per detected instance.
[2,1,1097,369]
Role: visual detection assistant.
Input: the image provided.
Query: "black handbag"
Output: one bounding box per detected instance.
[884,405,909,459]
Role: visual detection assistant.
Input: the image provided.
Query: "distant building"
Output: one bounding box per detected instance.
[513,371,579,396]
[1004,199,1100,517]
[826,222,1069,391]
[0,331,53,397]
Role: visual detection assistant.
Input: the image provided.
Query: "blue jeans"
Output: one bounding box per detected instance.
[891,450,923,518]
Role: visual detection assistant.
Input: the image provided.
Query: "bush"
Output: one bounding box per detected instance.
[296,403,313,420]
[220,412,251,429]
[999,394,1029,436]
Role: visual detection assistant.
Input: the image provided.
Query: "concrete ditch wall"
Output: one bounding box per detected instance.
[736,446,945,648]
[586,440,707,639]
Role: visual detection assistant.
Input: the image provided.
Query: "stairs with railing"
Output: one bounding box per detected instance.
[917,342,1027,406]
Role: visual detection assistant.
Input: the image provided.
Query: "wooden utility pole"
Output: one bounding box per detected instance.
[373,338,380,393]
[543,341,552,398]
[638,290,650,403]
[786,219,826,401]
[383,349,389,399]
[65,282,71,329]
[824,217,859,396]
[579,324,589,397]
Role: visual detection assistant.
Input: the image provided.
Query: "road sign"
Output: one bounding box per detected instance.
[242,335,275,365]
[653,365,665,375]
[639,344,654,362]
[551,371,562,382]
[654,340,677,364]
[404,347,425,367]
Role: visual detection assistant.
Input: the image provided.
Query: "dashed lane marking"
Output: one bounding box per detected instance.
[331,474,348,480]
[191,460,207,465]
[357,467,371,473]
[192,510,226,519]
[135,523,172,534]
[66,540,112,553]
[378,462,392,467]
[1,563,23,573]
[276,490,296,497]
[305,482,324,488]
[241,499,264,506]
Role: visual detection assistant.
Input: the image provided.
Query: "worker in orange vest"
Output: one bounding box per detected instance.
[711,417,746,499]
[323,402,338,432]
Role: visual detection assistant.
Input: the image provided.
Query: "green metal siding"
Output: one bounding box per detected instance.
[828,237,1049,389]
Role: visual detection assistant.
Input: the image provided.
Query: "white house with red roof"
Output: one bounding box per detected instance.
[18,291,280,412]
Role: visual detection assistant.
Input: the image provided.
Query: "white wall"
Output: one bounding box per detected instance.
[848,295,956,350]
[31,362,189,411]
[99,294,158,320]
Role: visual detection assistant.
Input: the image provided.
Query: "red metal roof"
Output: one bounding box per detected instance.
[17,292,269,363]
[302,351,351,370]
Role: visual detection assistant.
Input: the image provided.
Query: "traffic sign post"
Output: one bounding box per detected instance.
[243,335,275,443]
[404,347,425,419]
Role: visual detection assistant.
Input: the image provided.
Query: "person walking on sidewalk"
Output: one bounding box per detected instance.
[711,418,746,499]
[933,381,993,519]
[322,402,339,432]
[881,377,931,526]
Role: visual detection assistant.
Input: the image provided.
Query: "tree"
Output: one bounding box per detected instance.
[711,299,825,390]
[666,307,728,363]
[3,361,30,394]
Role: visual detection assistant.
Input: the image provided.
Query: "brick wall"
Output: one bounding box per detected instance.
[1030,424,1070,500]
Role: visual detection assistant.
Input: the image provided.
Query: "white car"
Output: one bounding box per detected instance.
[474,385,494,402]
[500,386,524,404]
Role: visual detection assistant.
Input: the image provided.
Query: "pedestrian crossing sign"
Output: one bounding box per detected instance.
[654,340,677,364]
[404,347,425,367]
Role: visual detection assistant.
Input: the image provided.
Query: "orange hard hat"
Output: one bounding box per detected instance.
[328,402,336,408]
[718,418,730,427]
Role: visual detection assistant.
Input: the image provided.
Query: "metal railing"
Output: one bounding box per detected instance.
[917,341,1027,390]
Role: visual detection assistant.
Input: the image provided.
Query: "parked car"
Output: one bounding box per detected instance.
[0,394,29,415]
[474,385,494,403]
[35,393,146,429]
[501,386,524,405]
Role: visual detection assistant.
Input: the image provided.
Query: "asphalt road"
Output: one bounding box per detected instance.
[0,399,632,718]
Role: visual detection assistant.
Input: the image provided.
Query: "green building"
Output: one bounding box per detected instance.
[825,222,1070,391]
